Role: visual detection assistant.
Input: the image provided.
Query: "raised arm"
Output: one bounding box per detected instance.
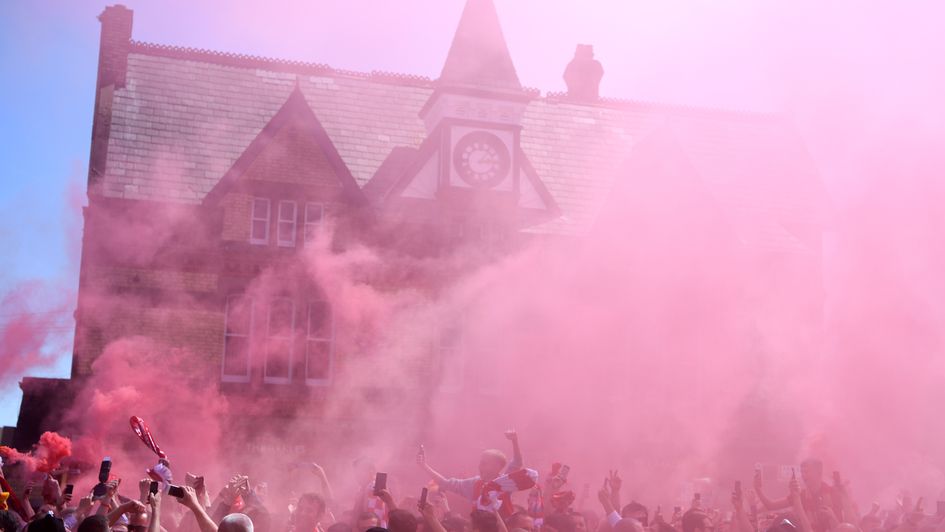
[148,489,163,532]
[505,431,523,472]
[731,482,754,532]
[417,446,449,485]
[420,502,448,532]
[789,477,813,532]
[107,499,147,527]
[607,471,622,512]
[311,464,335,506]
[179,486,218,532]
[833,472,860,525]
[754,469,790,511]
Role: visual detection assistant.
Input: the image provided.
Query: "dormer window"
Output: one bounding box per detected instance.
[277,201,297,247]
[250,198,270,245]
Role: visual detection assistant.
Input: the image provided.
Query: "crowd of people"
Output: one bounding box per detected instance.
[0,431,939,532]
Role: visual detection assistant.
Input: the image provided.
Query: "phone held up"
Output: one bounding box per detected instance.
[418,487,429,511]
[168,485,185,499]
[374,473,388,496]
[92,457,112,499]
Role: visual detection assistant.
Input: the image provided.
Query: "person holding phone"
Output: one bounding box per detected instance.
[417,431,537,517]
[351,458,388,528]
[754,459,841,532]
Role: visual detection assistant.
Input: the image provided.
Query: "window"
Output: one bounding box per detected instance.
[277,201,297,247]
[437,324,464,392]
[264,299,295,384]
[222,295,252,382]
[303,203,323,245]
[305,300,334,385]
[250,198,270,245]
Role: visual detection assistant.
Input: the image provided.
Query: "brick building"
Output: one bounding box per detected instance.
[15,0,826,453]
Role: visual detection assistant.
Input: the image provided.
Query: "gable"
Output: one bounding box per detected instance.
[241,120,340,189]
[204,86,366,206]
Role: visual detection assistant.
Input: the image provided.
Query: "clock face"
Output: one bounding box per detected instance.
[452,131,512,188]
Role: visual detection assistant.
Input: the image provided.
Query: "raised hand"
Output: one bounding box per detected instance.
[598,479,615,514]
[177,486,200,510]
[504,430,518,442]
[148,489,162,511]
[608,470,622,494]
[376,488,396,509]
[139,478,153,501]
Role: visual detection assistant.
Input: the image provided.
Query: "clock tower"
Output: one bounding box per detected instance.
[365,0,558,228]
[418,0,530,201]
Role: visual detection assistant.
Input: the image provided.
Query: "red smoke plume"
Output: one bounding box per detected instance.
[0,431,72,473]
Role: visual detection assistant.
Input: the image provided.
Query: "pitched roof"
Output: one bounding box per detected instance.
[204,84,367,205]
[99,41,827,252]
[438,0,522,92]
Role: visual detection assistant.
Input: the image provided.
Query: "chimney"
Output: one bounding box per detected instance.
[563,44,604,101]
[96,4,133,89]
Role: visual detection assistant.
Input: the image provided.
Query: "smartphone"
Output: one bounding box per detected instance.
[695,493,701,501]
[735,481,742,497]
[98,458,112,483]
[167,485,185,499]
[936,501,945,517]
[64,485,75,496]
[419,487,429,510]
[833,471,841,485]
[150,482,159,496]
[374,473,388,495]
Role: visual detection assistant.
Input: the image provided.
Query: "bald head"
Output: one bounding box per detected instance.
[219,514,254,532]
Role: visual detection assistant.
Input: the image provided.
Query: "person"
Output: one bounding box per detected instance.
[28,513,67,532]
[219,514,255,532]
[0,511,21,532]
[289,493,327,532]
[507,512,534,532]
[179,485,222,532]
[680,510,712,532]
[76,515,109,532]
[351,459,387,529]
[387,510,418,532]
[754,460,840,532]
[356,512,380,530]
[469,511,499,532]
[543,513,574,532]
[418,432,537,517]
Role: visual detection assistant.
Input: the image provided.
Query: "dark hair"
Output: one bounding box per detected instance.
[614,519,644,532]
[366,528,389,532]
[442,515,469,532]
[27,514,65,532]
[470,510,499,532]
[388,510,418,532]
[621,503,649,526]
[298,493,326,514]
[656,522,678,532]
[77,515,109,532]
[543,513,575,532]
[245,505,271,532]
[681,511,709,532]
[0,511,21,532]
